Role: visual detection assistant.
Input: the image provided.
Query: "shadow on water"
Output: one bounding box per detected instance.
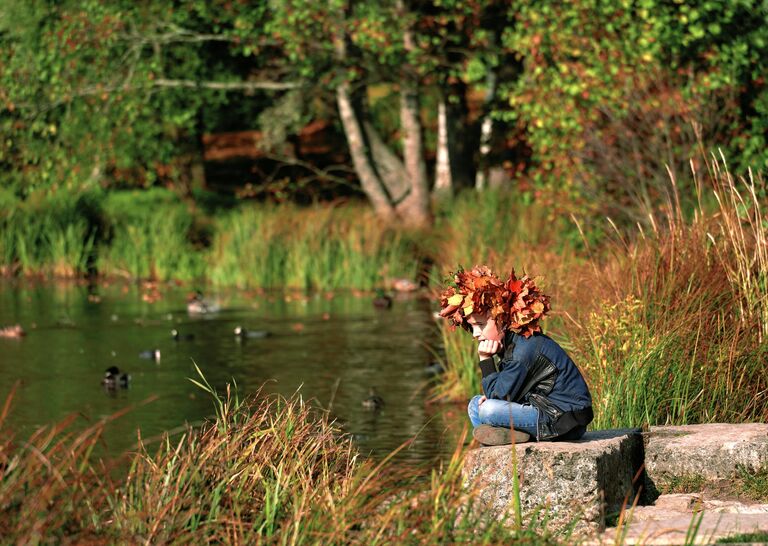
[0,281,467,467]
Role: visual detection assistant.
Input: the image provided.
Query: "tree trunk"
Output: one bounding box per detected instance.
[395,0,431,228]
[332,2,432,227]
[475,68,497,190]
[433,95,452,200]
[363,121,410,205]
[336,82,396,221]
[333,23,396,222]
[447,80,475,190]
[397,82,431,227]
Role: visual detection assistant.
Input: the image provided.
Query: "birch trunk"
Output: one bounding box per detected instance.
[363,121,410,205]
[335,83,395,221]
[396,0,431,228]
[397,83,431,227]
[433,95,452,199]
[475,68,497,191]
[333,23,395,222]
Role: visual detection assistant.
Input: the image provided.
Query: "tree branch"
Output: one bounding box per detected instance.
[153,78,299,91]
[10,78,302,115]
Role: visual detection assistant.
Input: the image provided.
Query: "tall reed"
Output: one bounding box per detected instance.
[433,188,577,277]
[435,155,768,430]
[569,154,768,427]
[701,154,768,342]
[431,320,482,402]
[97,190,206,282]
[0,377,569,544]
[208,203,420,290]
[0,383,119,542]
[0,196,95,277]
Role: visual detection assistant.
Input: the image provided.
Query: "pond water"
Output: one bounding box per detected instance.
[0,281,467,466]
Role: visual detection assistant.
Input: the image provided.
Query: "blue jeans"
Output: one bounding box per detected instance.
[468,395,540,438]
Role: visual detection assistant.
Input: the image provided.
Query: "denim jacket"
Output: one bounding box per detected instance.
[479,331,593,440]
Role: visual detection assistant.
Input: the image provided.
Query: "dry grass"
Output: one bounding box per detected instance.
[0,373,567,544]
[436,154,768,429]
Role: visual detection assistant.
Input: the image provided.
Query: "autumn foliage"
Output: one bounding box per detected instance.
[438,265,551,338]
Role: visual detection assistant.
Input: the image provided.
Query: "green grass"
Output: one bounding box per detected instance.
[0,189,423,289]
[737,466,768,501]
[208,203,421,290]
[96,189,206,282]
[0,193,96,277]
[717,531,768,543]
[431,320,482,402]
[660,473,707,495]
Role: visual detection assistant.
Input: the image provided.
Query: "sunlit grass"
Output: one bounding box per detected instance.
[431,321,481,403]
[567,155,768,428]
[97,208,205,282]
[208,203,421,290]
[0,208,94,278]
[435,155,768,430]
[0,376,568,544]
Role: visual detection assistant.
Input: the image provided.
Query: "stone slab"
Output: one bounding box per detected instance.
[623,494,768,522]
[644,423,768,495]
[595,496,768,545]
[462,429,643,536]
[596,512,768,545]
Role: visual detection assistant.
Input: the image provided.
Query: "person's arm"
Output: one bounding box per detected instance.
[480,356,528,401]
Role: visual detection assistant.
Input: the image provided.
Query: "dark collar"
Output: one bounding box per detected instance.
[502,330,517,359]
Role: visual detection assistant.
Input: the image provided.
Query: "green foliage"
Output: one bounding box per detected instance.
[0,0,267,193]
[501,0,768,223]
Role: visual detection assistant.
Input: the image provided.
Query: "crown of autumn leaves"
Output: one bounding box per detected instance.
[438,265,551,338]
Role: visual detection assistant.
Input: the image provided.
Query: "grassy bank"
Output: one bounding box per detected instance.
[0,378,565,544]
[0,188,424,290]
[567,159,768,428]
[208,203,420,290]
[433,157,768,429]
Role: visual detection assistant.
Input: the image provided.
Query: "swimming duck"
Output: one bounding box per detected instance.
[171,329,195,341]
[101,366,130,389]
[0,324,26,339]
[372,290,393,309]
[234,326,270,339]
[138,349,161,361]
[187,291,220,315]
[392,278,419,292]
[362,387,385,410]
[424,361,445,377]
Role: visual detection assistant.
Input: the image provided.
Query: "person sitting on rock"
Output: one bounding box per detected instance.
[438,265,593,446]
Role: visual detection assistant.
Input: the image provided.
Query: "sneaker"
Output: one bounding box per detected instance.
[472,424,531,446]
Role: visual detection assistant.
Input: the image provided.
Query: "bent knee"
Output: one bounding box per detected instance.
[477,398,503,421]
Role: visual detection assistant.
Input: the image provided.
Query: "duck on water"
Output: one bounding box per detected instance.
[187,291,220,315]
[362,387,384,410]
[234,326,270,339]
[102,366,130,389]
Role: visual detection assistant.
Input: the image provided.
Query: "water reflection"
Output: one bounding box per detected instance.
[0,281,467,466]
